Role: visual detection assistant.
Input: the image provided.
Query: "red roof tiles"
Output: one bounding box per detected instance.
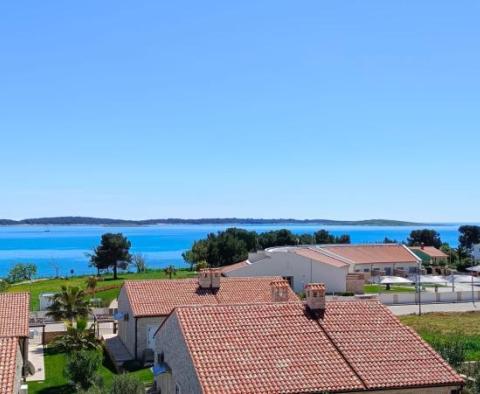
[220,260,250,274]
[175,303,365,394]
[0,338,18,394]
[0,293,30,338]
[164,300,463,393]
[321,300,463,390]
[124,277,298,317]
[294,248,349,268]
[411,246,448,258]
[0,293,29,393]
[322,244,420,265]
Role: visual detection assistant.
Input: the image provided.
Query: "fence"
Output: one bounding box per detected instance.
[379,290,480,305]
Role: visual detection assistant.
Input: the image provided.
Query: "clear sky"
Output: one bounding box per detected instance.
[0,1,479,222]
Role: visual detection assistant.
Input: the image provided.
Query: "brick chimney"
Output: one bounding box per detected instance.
[305,283,326,318]
[270,280,290,302]
[198,269,212,289]
[420,242,425,250]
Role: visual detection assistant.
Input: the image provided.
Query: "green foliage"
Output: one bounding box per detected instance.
[110,374,144,394]
[131,253,147,273]
[430,335,467,369]
[407,229,442,248]
[459,225,480,250]
[7,262,37,283]
[86,276,98,295]
[257,229,297,249]
[163,265,177,279]
[314,230,350,244]
[65,350,102,389]
[54,318,100,353]
[183,227,351,267]
[383,237,398,244]
[46,285,91,322]
[0,279,9,292]
[90,233,132,279]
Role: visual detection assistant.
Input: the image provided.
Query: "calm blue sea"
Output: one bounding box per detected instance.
[0,224,462,278]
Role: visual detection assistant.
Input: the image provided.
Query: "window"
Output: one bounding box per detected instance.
[175,383,181,394]
[363,268,370,273]
[157,352,164,364]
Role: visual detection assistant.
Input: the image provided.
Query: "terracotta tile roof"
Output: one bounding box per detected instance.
[175,303,365,393]
[220,260,250,274]
[124,277,298,317]
[0,293,30,337]
[321,244,420,265]
[0,337,18,394]
[294,248,349,268]
[321,300,464,390]
[411,246,448,258]
[165,300,463,393]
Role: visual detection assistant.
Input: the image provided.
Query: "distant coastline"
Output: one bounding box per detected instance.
[0,216,439,226]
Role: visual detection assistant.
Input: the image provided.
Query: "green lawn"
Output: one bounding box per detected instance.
[400,312,480,361]
[28,347,153,393]
[8,269,196,310]
[364,284,416,293]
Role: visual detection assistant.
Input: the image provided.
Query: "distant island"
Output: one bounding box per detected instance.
[0,216,433,226]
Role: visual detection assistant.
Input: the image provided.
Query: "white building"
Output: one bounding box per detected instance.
[222,243,421,294]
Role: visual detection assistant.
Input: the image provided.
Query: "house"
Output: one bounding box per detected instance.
[0,293,30,394]
[116,269,298,360]
[153,281,464,394]
[410,245,449,265]
[222,243,421,293]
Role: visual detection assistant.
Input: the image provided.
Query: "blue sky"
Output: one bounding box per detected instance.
[0,1,479,222]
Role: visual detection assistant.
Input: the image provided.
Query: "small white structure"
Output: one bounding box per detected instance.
[39,293,55,311]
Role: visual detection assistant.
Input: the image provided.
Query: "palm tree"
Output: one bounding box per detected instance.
[53,318,100,353]
[163,265,177,279]
[86,276,97,298]
[46,286,91,323]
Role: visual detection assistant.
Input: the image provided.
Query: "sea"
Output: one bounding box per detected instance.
[0,224,463,278]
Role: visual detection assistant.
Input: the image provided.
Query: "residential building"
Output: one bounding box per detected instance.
[222,243,421,293]
[153,281,463,394]
[410,245,449,265]
[0,293,30,394]
[116,270,298,360]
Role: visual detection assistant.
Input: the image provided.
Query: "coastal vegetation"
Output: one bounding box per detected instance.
[0,216,425,226]
[182,227,351,267]
[89,233,132,279]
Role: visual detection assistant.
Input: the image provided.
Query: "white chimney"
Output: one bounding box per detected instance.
[270,280,290,302]
[305,283,326,317]
[211,268,221,289]
[198,269,212,289]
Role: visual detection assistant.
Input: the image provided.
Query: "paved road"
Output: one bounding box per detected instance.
[389,301,480,316]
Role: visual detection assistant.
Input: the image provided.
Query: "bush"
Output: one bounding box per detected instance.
[110,374,144,394]
[431,335,467,369]
[0,279,9,292]
[7,263,37,283]
[65,350,102,389]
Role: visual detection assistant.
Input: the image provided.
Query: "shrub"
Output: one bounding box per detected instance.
[110,374,144,394]
[431,335,467,369]
[65,350,102,389]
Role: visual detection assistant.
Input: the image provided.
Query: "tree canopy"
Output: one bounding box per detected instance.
[6,263,37,283]
[407,229,442,248]
[459,225,480,250]
[183,227,351,267]
[89,233,132,279]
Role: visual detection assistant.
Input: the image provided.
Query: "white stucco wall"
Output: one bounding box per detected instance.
[154,313,202,394]
[472,244,480,261]
[117,287,165,359]
[224,252,348,293]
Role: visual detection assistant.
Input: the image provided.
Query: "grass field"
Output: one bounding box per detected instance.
[8,269,196,310]
[28,347,153,393]
[364,284,416,293]
[400,312,480,361]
